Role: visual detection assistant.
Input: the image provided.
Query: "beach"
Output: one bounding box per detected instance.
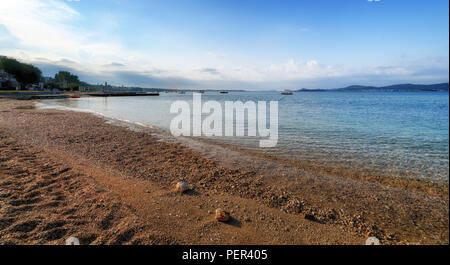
[0,98,448,245]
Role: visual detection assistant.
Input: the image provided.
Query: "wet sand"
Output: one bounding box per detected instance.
[0,98,448,245]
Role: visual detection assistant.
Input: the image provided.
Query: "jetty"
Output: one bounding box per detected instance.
[0,92,71,100]
[87,92,159,97]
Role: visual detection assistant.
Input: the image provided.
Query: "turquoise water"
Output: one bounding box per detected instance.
[41,91,449,182]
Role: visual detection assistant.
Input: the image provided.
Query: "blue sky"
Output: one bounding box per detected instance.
[0,0,448,89]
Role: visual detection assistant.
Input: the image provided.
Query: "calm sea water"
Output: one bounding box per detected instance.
[41,91,449,182]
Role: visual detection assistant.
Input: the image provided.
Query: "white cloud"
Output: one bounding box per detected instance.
[0,0,140,68]
[0,0,79,53]
[0,0,447,89]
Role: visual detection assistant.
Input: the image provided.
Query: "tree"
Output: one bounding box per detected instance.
[43,77,58,90]
[54,71,80,90]
[68,82,79,91]
[0,57,42,88]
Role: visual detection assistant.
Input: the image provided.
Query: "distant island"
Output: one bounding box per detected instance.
[296,83,449,92]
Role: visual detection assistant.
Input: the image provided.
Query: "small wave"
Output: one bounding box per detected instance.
[35,101,156,131]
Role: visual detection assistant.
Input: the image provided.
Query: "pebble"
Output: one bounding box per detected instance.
[215,208,230,222]
[65,237,80,245]
[175,181,189,193]
[365,237,380,245]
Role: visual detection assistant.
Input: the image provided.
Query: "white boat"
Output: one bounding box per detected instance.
[280,89,293,95]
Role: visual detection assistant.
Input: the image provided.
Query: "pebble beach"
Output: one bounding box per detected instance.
[0,98,448,245]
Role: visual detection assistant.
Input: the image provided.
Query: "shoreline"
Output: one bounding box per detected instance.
[36,99,449,195]
[0,98,448,245]
[187,137,449,197]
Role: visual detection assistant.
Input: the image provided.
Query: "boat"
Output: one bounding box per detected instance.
[280,89,293,95]
[219,91,229,94]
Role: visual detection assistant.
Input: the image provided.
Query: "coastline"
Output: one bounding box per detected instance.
[0,98,448,245]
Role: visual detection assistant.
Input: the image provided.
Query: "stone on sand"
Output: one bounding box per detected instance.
[65,236,80,245]
[215,208,230,222]
[175,181,189,193]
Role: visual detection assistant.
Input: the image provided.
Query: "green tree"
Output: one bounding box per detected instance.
[0,57,42,88]
[54,71,80,90]
[43,77,57,90]
[68,82,79,91]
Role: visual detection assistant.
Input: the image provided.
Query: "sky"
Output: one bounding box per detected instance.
[0,0,448,90]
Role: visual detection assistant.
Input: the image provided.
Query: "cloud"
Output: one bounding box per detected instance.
[22,53,449,90]
[57,58,77,64]
[0,0,447,90]
[33,61,79,77]
[107,70,198,88]
[104,62,126,68]
[0,0,80,54]
[199,68,220,75]
[0,0,138,66]
[265,59,341,80]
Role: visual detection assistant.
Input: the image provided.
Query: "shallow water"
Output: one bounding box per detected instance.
[39,91,449,182]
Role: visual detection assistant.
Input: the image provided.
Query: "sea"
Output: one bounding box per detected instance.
[39,91,449,182]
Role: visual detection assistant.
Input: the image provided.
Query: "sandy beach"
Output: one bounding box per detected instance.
[0,98,448,245]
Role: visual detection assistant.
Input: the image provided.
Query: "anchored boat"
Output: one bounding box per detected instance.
[280,89,293,95]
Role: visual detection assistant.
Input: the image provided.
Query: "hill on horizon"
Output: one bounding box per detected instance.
[296,83,449,92]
